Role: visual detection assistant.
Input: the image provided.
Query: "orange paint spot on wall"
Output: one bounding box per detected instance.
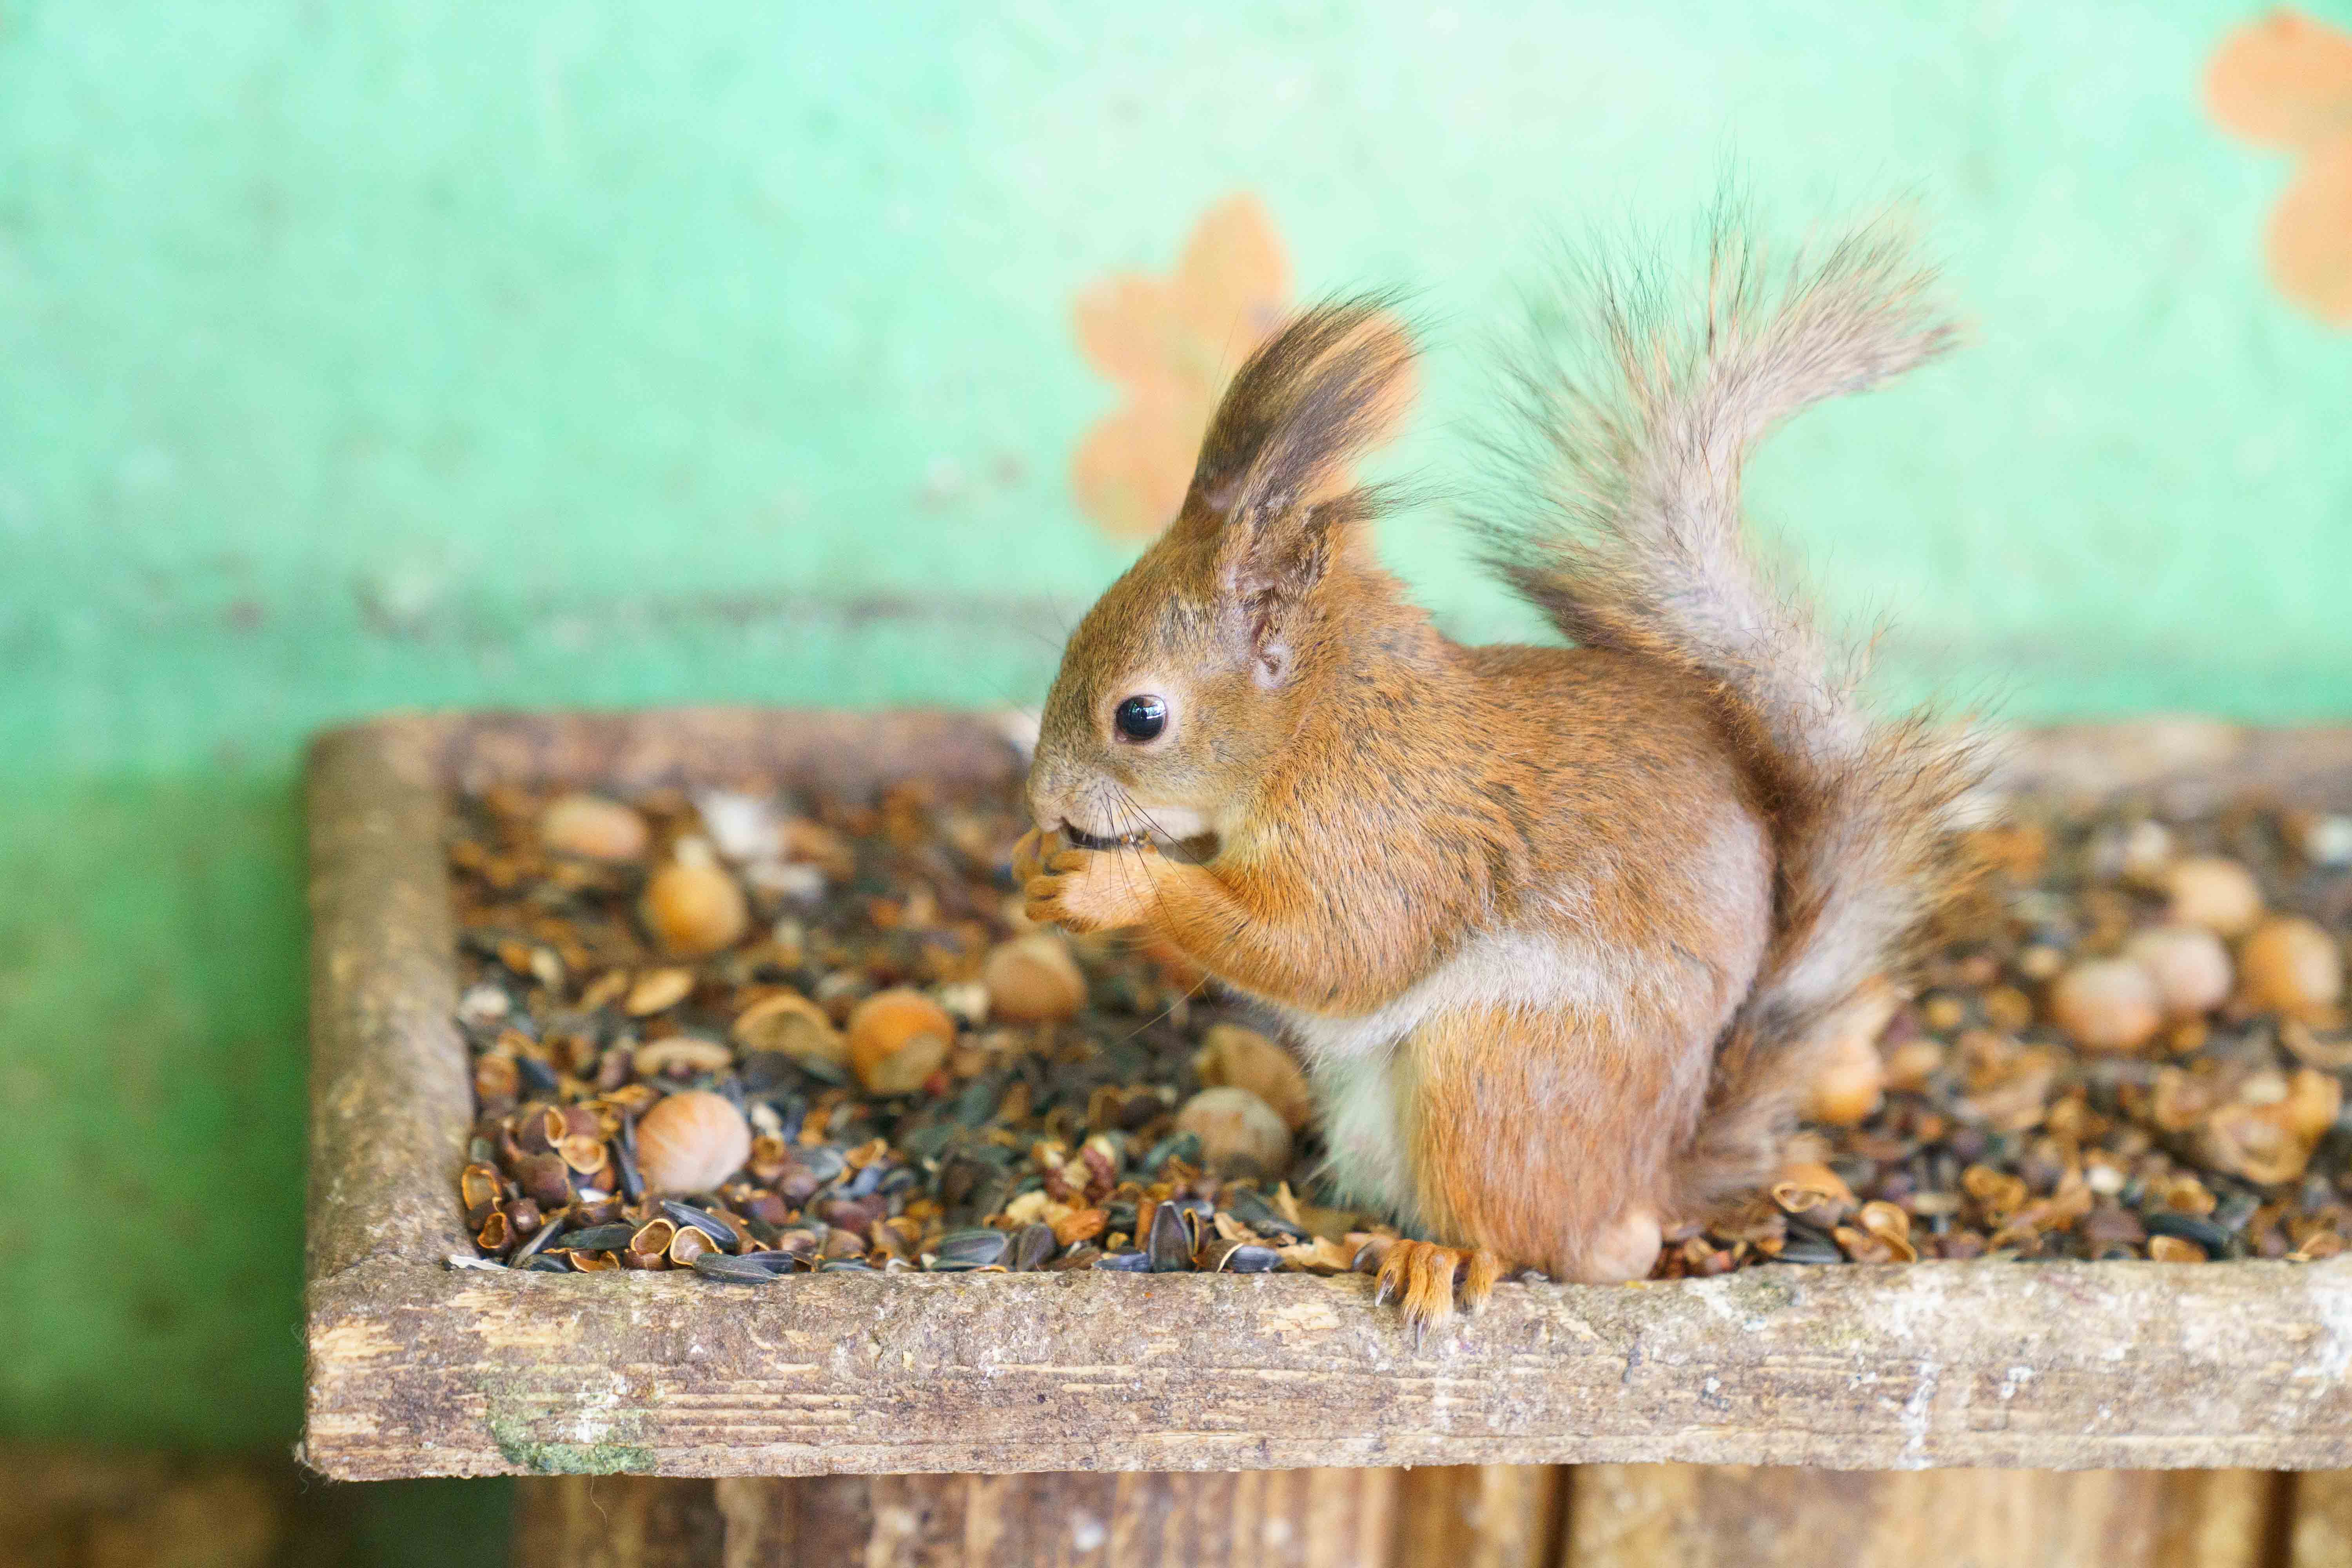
[2205,9,2352,325]
[1069,196,1292,539]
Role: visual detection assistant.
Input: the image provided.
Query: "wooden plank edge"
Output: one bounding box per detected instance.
[298,1252,2352,1481]
[303,715,472,1283]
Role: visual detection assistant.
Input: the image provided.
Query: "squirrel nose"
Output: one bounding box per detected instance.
[1023,777,1066,835]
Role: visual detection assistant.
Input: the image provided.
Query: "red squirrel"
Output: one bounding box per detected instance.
[1018,212,1977,1328]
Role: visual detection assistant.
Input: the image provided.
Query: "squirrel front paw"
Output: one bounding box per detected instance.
[1009,827,1054,886]
[1023,845,1160,933]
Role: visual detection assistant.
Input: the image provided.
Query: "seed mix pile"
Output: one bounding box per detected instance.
[448,772,2352,1285]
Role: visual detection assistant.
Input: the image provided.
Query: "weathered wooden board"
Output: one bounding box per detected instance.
[307,1249,2352,1480]
[302,712,2352,1483]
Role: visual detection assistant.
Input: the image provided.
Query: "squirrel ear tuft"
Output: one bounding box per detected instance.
[1171,301,1416,648]
[1183,300,1417,528]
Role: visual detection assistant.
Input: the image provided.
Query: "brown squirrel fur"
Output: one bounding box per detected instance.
[1020,211,1979,1328]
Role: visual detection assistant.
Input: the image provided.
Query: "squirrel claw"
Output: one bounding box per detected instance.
[1371,1239,1502,1336]
[1010,827,1051,884]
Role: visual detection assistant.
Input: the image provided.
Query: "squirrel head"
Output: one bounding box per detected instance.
[1029,300,1417,852]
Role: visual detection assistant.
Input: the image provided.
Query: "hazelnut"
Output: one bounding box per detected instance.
[2121,925,2233,1019]
[1804,980,1900,1126]
[1804,1031,1884,1127]
[1193,1024,1314,1131]
[641,838,750,957]
[634,1091,752,1197]
[2114,819,2174,888]
[982,933,1088,1023]
[2163,856,2264,937]
[1173,1086,1292,1178]
[1882,1036,1946,1093]
[2283,1068,2345,1141]
[540,792,650,861]
[847,989,956,1094]
[2238,915,2344,1020]
[2048,958,2163,1053]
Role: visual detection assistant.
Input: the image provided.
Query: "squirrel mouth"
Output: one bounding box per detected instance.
[1058,822,1219,863]
[1062,825,1149,851]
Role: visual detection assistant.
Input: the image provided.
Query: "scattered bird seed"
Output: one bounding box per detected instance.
[692,1253,793,1285]
[560,1223,637,1252]
[930,1227,1012,1271]
[447,772,2351,1288]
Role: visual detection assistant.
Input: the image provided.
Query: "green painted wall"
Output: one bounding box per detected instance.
[2,0,2348,1471]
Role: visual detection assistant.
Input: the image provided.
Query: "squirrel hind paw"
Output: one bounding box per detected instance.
[1373,1240,1503,1335]
[1583,1210,1663,1285]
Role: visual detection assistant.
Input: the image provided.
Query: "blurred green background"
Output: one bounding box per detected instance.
[1,0,2347,1558]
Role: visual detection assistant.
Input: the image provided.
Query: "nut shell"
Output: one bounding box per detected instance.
[634,1090,752,1197]
[733,989,849,1070]
[540,792,650,861]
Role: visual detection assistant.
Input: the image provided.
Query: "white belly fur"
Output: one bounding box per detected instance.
[1270,925,1645,1229]
[1260,809,1771,1231]
[1304,1048,1418,1225]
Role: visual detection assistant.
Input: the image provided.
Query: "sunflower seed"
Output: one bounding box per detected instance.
[511,1214,571,1265]
[693,1253,792,1285]
[929,1228,1011,1271]
[561,1223,637,1252]
[1775,1233,1844,1264]
[660,1200,741,1247]
[1216,1242,1283,1273]
[1148,1201,1192,1272]
[2146,1210,2236,1258]
[1011,1222,1057,1272]
[1141,1131,1201,1174]
[1223,1188,1307,1241]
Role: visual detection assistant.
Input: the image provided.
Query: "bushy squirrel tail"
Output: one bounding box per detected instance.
[1477,205,1984,1211]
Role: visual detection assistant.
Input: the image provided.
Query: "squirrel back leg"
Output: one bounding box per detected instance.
[1403,1001,1706,1291]
[1372,1239,1505,1336]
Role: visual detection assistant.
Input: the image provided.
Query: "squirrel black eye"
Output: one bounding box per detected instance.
[1113,694,1168,742]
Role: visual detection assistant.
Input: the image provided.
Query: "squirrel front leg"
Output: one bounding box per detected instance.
[1020,840,1428,1016]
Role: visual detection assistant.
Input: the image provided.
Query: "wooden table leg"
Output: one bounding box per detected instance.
[515,1464,2319,1567]
[2290,1472,2352,1568]
[516,1465,1565,1567]
[1562,1465,2288,1568]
